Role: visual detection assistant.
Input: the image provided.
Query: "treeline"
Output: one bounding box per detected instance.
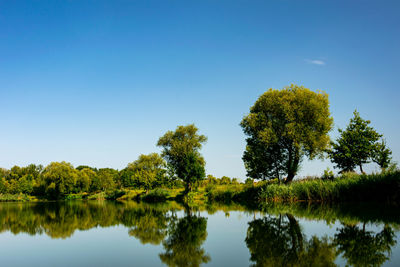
[0,161,242,199]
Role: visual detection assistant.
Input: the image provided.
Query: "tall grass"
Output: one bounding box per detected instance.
[258,171,400,203]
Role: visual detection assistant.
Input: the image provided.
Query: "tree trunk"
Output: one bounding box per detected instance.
[186,182,192,193]
[285,172,295,184]
[360,164,365,174]
[285,147,300,184]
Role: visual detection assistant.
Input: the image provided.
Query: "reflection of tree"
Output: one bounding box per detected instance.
[0,202,169,239]
[334,224,396,267]
[126,207,169,245]
[245,214,336,267]
[159,211,210,267]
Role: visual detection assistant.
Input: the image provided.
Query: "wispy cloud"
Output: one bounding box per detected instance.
[305,59,326,65]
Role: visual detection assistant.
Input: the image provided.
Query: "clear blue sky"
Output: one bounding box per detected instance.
[1,0,399,179]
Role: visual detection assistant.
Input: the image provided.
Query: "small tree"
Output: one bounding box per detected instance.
[157,124,207,192]
[330,111,382,173]
[176,152,206,191]
[372,139,392,171]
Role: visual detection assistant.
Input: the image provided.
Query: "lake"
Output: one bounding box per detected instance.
[0,201,399,266]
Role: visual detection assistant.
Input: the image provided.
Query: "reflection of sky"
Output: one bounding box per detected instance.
[0,209,399,267]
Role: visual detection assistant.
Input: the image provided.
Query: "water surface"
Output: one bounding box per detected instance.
[0,201,399,266]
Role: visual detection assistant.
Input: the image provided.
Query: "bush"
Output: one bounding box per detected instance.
[105,189,127,200]
[141,188,171,202]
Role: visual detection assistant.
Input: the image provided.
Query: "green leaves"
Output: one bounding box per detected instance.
[241,84,333,182]
[329,110,385,173]
[157,124,207,192]
[127,153,166,191]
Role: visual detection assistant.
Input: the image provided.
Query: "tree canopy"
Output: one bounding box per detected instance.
[329,110,383,173]
[127,153,166,192]
[157,124,207,192]
[241,84,333,182]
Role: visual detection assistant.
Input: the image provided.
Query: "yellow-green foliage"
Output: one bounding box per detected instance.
[116,189,144,201]
[0,193,31,202]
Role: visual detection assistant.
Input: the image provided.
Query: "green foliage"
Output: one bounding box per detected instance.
[258,171,400,203]
[91,168,117,192]
[76,168,95,192]
[105,189,126,200]
[330,110,383,173]
[322,168,334,180]
[42,162,78,198]
[128,153,166,192]
[157,124,207,192]
[241,84,333,182]
[373,139,392,170]
[119,167,137,188]
[0,193,31,202]
[141,188,171,202]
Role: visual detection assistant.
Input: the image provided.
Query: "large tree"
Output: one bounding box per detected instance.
[241,85,333,183]
[157,124,207,192]
[329,110,382,173]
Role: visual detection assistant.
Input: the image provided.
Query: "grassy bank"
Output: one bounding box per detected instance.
[258,171,400,203]
[202,170,400,205]
[1,171,399,205]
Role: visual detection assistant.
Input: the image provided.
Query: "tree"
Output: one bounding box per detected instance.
[241,85,333,183]
[329,110,382,173]
[42,162,78,198]
[157,124,207,192]
[77,168,96,192]
[372,139,392,171]
[175,152,205,191]
[128,153,166,192]
[119,167,137,188]
[91,168,117,192]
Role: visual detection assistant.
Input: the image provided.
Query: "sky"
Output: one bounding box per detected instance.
[1,0,399,180]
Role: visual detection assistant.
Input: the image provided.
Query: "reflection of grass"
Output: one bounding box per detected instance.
[260,202,400,226]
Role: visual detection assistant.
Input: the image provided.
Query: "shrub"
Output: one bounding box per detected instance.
[105,189,127,200]
[141,188,171,202]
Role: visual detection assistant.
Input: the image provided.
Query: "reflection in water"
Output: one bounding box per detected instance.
[334,224,396,266]
[246,214,336,267]
[160,210,210,267]
[126,206,170,245]
[0,201,398,266]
